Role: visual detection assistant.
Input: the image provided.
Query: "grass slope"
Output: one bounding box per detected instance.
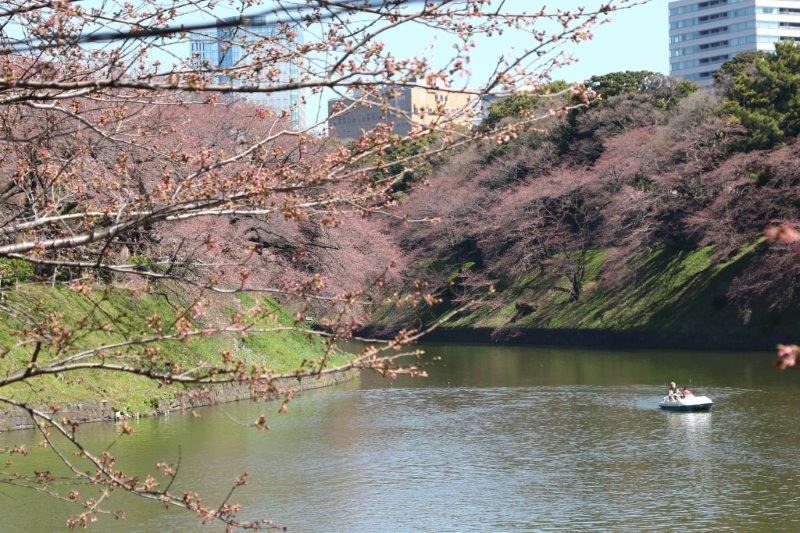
[0,286,343,415]
[377,243,799,338]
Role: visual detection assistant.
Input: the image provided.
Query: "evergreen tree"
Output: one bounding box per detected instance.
[723,43,800,149]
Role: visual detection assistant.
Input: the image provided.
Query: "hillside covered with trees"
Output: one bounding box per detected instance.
[368,45,800,346]
[7,52,794,351]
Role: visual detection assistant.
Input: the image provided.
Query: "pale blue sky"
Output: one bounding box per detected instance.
[307,0,672,123]
[551,0,670,81]
[25,1,673,82]
[54,1,672,124]
[376,0,671,83]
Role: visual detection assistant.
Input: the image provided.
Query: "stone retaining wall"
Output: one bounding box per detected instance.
[0,368,360,432]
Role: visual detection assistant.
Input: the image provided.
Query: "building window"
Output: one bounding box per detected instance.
[698,0,727,8]
[699,54,729,64]
[699,26,727,36]
[699,40,729,50]
[698,12,728,23]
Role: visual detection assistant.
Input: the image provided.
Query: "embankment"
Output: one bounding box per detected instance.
[368,244,799,351]
[0,285,355,430]
[0,367,359,432]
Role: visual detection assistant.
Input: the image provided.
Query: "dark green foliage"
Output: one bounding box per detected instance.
[482,93,541,129]
[748,167,773,187]
[722,43,800,149]
[586,70,657,99]
[371,134,437,190]
[587,71,697,110]
[480,140,511,162]
[630,173,656,192]
[713,51,769,87]
[480,81,570,129]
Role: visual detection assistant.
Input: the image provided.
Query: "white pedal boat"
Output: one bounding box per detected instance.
[659,394,713,412]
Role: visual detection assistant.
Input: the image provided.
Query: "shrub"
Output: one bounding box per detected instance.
[480,80,570,129]
[371,134,438,190]
[641,73,698,110]
[0,258,34,285]
[586,70,656,99]
[666,88,721,135]
[587,71,697,110]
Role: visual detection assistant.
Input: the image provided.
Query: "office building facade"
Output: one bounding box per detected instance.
[669,0,800,84]
[190,16,304,127]
[327,86,474,139]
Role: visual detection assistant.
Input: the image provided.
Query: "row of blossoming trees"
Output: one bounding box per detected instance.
[0,0,643,527]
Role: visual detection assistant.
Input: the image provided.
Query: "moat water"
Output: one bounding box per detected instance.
[2,344,799,531]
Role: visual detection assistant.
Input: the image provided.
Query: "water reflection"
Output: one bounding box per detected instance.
[666,410,712,432]
[665,411,713,456]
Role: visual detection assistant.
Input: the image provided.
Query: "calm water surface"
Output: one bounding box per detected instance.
[2,344,800,531]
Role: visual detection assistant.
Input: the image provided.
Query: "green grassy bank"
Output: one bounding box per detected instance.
[372,242,800,342]
[0,286,345,415]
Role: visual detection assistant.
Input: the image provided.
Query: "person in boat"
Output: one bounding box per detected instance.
[682,387,693,398]
[668,382,680,401]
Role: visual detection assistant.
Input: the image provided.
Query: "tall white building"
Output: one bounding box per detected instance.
[669,0,800,84]
[189,15,304,127]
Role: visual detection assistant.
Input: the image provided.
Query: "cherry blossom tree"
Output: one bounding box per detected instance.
[0,0,642,527]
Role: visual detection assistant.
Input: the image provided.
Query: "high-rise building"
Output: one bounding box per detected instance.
[189,15,304,127]
[669,0,800,84]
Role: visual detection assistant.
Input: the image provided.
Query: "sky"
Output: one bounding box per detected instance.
[368,0,672,83]
[31,0,672,125]
[550,0,670,81]
[306,0,672,124]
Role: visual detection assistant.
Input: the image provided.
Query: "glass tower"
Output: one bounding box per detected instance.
[190,15,304,127]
